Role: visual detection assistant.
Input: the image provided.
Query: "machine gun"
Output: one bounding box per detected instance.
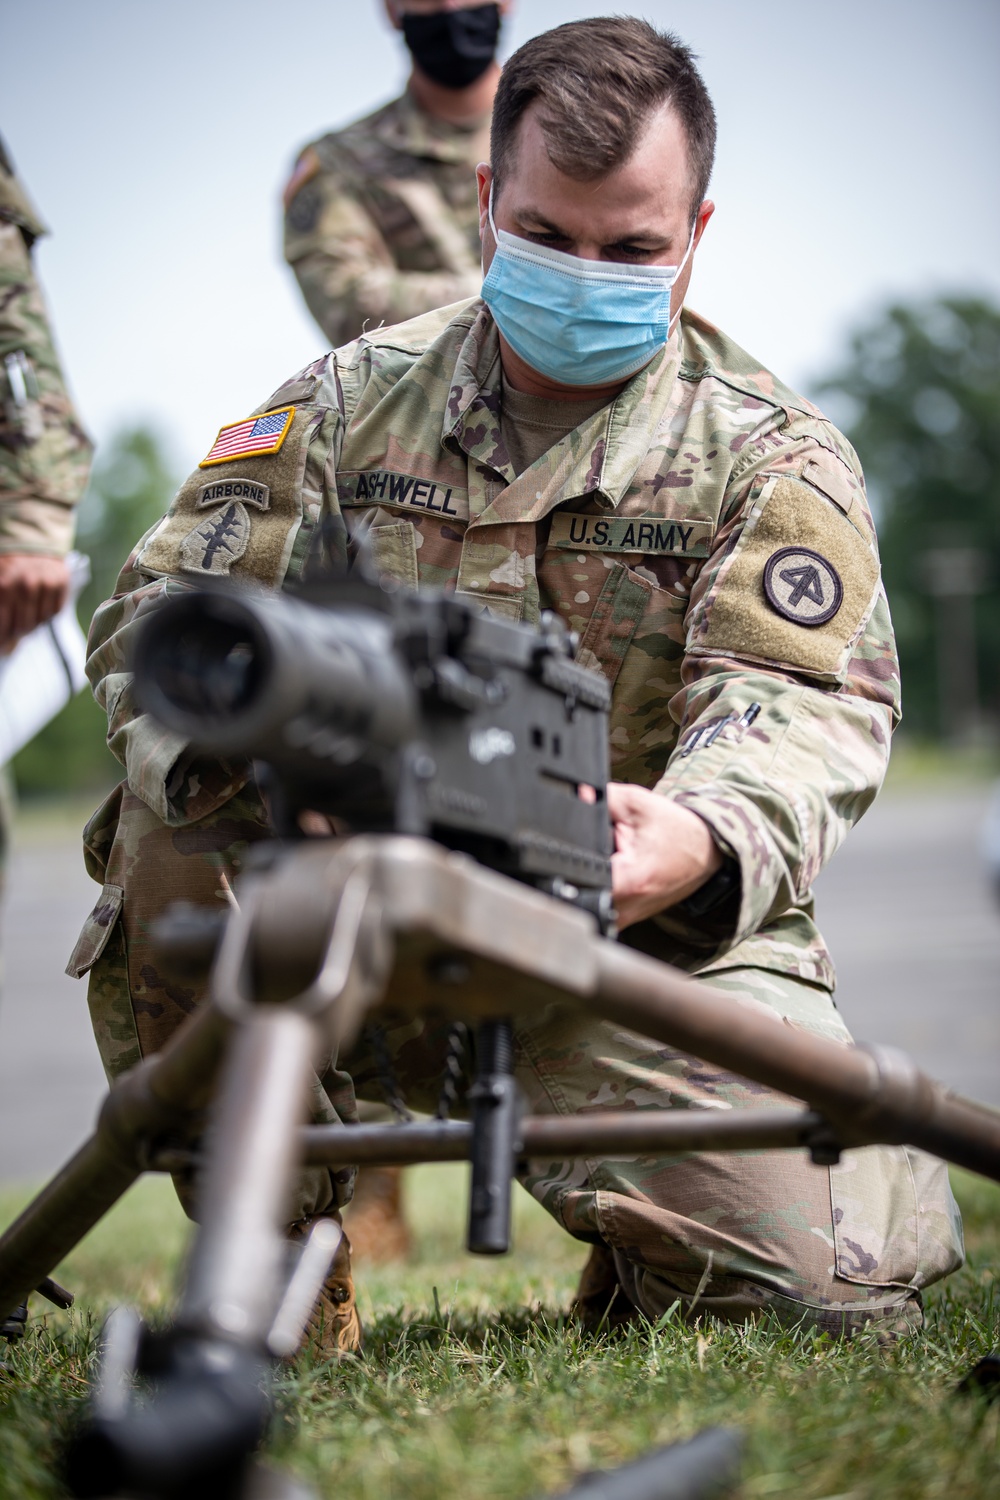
[133,575,614,916]
[1,573,999,1500]
[135,575,614,1261]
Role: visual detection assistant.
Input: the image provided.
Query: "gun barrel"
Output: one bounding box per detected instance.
[132,588,419,765]
[593,943,1000,1178]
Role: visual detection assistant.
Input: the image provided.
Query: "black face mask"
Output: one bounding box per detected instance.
[402,5,501,90]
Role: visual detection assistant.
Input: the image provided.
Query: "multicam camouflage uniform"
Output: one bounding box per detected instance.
[283,91,487,350]
[0,137,92,877]
[0,139,90,563]
[71,299,964,1332]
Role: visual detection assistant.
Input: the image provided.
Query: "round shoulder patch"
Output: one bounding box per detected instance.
[763,546,843,627]
[286,181,321,234]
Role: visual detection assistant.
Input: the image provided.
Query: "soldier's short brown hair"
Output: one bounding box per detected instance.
[491,18,716,221]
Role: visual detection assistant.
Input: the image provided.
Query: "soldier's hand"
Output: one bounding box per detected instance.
[608,782,723,930]
[0,553,71,652]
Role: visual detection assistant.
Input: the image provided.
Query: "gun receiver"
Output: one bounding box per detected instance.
[132,578,612,916]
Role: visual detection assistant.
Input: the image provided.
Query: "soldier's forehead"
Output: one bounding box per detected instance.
[503,100,693,206]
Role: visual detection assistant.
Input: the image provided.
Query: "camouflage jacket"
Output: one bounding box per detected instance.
[88,300,899,988]
[283,90,487,350]
[0,136,92,556]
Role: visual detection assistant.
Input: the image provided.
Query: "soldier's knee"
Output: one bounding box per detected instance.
[612,1250,926,1341]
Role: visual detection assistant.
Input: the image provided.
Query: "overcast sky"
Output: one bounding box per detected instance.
[2,0,998,473]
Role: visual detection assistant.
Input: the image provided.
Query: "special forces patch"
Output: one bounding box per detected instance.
[763,546,843,627]
[179,502,251,575]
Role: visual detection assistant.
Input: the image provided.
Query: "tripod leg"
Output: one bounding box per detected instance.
[179,1006,319,1346]
[0,999,232,1322]
[0,1134,142,1322]
[65,1007,320,1500]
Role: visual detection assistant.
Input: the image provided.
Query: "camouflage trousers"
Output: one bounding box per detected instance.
[72,783,964,1336]
[338,980,963,1335]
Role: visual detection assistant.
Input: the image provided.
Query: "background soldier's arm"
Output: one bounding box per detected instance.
[0,210,91,558]
[0,148,92,646]
[283,153,481,350]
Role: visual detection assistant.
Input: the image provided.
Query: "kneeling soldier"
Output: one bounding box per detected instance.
[71,19,963,1352]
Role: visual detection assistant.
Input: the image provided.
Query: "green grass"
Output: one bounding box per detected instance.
[0,1167,997,1499]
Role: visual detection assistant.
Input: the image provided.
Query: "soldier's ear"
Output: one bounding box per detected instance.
[476,167,494,261]
[476,165,491,234]
[693,199,716,250]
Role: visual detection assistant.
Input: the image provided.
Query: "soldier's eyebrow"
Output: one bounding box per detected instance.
[513,206,671,250]
[508,206,570,238]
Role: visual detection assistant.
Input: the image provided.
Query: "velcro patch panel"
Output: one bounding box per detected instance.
[691,476,881,680]
[137,407,311,586]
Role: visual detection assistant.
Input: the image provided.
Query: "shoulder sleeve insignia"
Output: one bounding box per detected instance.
[286,182,321,235]
[689,475,881,682]
[282,146,321,210]
[763,546,843,626]
[179,502,251,575]
[199,406,294,468]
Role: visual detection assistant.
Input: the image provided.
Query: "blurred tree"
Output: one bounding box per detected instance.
[11,425,177,797]
[816,296,1000,741]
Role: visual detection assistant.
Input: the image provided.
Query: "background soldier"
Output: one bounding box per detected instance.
[0,136,92,893]
[283,0,511,1260]
[76,19,964,1355]
[283,1,511,351]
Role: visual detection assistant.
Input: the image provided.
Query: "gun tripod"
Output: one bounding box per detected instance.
[2,835,999,1500]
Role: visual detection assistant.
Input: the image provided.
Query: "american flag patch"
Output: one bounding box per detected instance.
[198,406,295,468]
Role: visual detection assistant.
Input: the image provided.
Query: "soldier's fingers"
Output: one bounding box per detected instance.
[606,781,649,824]
[34,577,67,629]
[0,597,14,651]
[9,578,36,644]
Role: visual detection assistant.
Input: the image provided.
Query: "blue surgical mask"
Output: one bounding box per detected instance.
[481,186,695,387]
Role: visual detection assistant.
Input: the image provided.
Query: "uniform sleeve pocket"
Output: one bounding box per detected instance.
[65,883,124,979]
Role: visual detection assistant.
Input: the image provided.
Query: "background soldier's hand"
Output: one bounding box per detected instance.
[0,553,71,652]
[609,782,723,930]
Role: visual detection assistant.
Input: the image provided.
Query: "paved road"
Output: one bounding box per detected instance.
[0,783,997,1185]
[815,785,1000,1107]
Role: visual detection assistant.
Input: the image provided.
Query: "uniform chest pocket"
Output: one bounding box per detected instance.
[368,520,419,590]
[573,562,690,785]
[573,563,651,684]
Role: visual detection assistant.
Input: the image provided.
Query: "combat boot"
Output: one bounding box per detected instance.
[287,1216,363,1356]
[343,1165,412,1264]
[570,1242,639,1333]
